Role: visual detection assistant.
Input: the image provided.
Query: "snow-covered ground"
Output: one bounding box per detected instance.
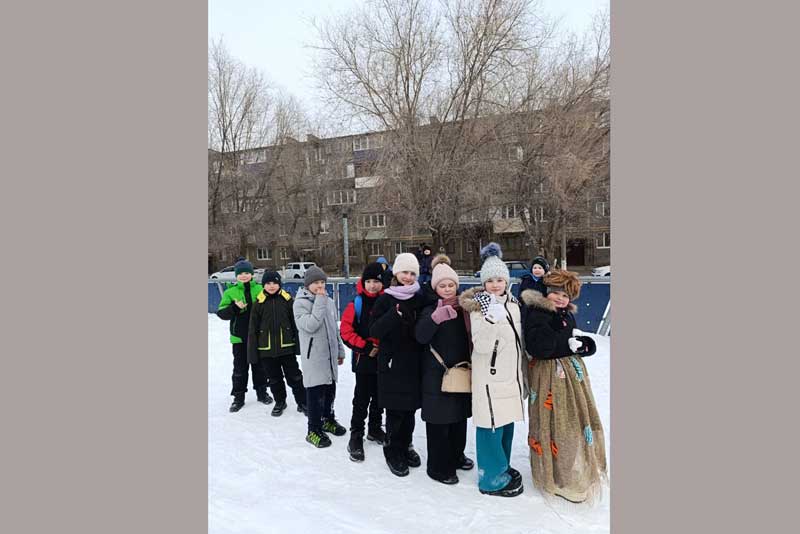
[209,314,610,534]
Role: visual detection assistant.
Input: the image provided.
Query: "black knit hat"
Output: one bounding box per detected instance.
[362,262,384,283]
[261,270,282,286]
[234,259,254,275]
[531,256,550,273]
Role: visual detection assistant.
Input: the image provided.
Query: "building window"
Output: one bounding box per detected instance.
[256,247,271,260]
[508,145,524,161]
[277,203,288,214]
[353,135,383,152]
[362,214,386,228]
[536,206,547,222]
[327,189,356,205]
[394,242,404,255]
[369,242,382,256]
[596,201,610,217]
[311,196,321,214]
[499,205,518,219]
[537,179,548,193]
[320,219,330,234]
[279,223,288,236]
[596,232,611,249]
[345,163,355,178]
[280,248,289,260]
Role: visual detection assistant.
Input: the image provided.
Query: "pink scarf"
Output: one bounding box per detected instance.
[384,282,420,300]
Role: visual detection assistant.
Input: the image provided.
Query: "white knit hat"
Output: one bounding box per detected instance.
[392,252,420,276]
[479,242,509,285]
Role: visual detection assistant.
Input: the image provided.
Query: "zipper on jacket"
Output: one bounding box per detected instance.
[489,340,499,375]
[306,338,314,359]
[486,384,496,431]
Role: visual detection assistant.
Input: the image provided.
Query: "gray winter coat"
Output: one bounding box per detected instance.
[293,287,345,388]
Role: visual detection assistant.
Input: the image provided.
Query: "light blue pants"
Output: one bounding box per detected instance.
[476,423,514,491]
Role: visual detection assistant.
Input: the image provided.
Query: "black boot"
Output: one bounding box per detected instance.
[405,446,421,468]
[347,433,365,462]
[386,453,409,477]
[257,390,274,405]
[366,427,386,445]
[271,400,287,417]
[458,455,475,470]
[479,476,524,497]
[297,403,307,415]
[322,418,347,437]
[427,471,459,485]
[229,396,245,413]
[507,466,522,485]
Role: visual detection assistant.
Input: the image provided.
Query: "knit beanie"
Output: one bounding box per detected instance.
[543,270,582,300]
[362,262,384,283]
[303,266,327,288]
[392,252,420,276]
[479,242,509,285]
[261,270,282,286]
[430,254,459,289]
[531,255,550,273]
[234,259,254,276]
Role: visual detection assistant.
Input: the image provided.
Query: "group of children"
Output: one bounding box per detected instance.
[216,245,606,503]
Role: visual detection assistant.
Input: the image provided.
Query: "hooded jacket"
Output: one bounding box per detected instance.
[246,288,300,364]
[293,287,345,388]
[339,279,383,374]
[216,280,263,344]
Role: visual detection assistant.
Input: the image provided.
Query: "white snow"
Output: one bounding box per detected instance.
[209,315,610,534]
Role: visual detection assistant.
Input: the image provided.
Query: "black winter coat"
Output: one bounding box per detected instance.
[369,291,426,410]
[515,274,547,300]
[520,289,597,359]
[415,294,472,424]
[246,288,300,365]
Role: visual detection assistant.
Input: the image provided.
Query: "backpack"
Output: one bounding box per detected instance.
[354,295,363,324]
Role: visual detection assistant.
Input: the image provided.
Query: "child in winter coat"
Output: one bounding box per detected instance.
[521,269,606,503]
[376,256,393,289]
[369,252,426,477]
[247,270,307,417]
[459,243,526,497]
[415,255,474,485]
[515,255,550,300]
[293,266,347,448]
[216,259,274,412]
[340,262,386,462]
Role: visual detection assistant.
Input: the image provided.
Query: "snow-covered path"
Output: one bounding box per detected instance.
[209,315,610,534]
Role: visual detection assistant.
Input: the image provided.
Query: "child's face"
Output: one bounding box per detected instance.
[308,280,327,295]
[236,272,253,283]
[546,290,570,309]
[531,264,545,277]
[264,282,280,295]
[435,279,457,300]
[364,279,383,294]
[397,271,417,285]
[484,278,507,296]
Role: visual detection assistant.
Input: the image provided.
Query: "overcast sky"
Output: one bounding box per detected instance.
[209,0,609,129]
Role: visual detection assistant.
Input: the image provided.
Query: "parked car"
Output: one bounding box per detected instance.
[209,265,236,282]
[283,262,318,279]
[591,265,611,277]
[474,261,530,279]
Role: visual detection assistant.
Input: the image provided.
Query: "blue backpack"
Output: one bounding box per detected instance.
[353,295,363,324]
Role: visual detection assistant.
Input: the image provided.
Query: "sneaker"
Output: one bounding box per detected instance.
[386,454,409,477]
[322,418,347,436]
[257,391,274,405]
[458,455,475,470]
[479,476,524,498]
[507,466,522,486]
[229,399,245,413]
[305,430,332,448]
[347,433,365,462]
[297,403,307,415]
[405,447,421,468]
[428,471,459,485]
[366,428,386,445]
[271,401,287,417]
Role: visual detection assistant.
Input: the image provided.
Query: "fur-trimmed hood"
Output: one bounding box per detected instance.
[520,289,576,313]
[458,286,519,314]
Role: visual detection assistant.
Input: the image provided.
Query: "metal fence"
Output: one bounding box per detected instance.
[208,277,611,334]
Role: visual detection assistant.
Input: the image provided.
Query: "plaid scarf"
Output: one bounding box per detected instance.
[472,290,519,317]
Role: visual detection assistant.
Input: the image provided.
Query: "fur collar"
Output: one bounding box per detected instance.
[520,289,576,313]
[458,287,519,313]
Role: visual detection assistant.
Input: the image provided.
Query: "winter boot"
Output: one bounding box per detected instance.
[322,418,347,436]
[507,466,522,486]
[427,471,459,485]
[366,427,387,445]
[458,455,475,470]
[271,400,287,417]
[479,476,524,498]
[229,396,245,413]
[405,446,421,468]
[305,430,332,448]
[297,403,307,415]
[256,390,274,405]
[385,453,409,477]
[347,432,365,462]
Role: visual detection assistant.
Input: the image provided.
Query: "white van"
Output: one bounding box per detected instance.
[283,262,318,279]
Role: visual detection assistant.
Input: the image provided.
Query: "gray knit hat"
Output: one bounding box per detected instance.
[303,266,327,288]
[479,242,510,285]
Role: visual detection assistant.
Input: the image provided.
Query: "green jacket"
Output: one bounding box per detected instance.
[216,280,263,344]
[246,289,300,364]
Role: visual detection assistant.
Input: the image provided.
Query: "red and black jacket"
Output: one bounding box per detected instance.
[340,279,383,374]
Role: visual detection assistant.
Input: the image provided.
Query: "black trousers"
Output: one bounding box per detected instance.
[425,420,467,478]
[230,342,267,398]
[260,355,306,405]
[350,373,382,435]
[306,383,336,433]
[384,409,416,460]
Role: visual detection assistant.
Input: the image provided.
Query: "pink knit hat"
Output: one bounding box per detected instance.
[431,255,459,288]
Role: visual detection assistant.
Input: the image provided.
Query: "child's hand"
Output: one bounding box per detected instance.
[337,357,344,366]
[431,301,457,324]
[568,337,584,353]
[234,300,246,309]
[369,347,379,358]
[572,328,588,337]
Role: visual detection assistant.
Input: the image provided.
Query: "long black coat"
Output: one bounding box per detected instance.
[369,291,426,411]
[415,295,472,424]
[521,289,597,359]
